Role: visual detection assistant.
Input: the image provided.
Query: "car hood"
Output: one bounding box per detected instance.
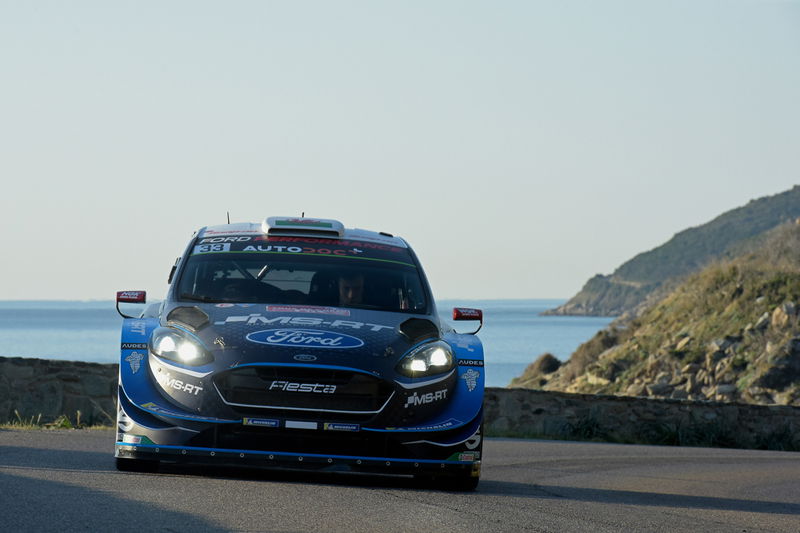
[160,303,441,377]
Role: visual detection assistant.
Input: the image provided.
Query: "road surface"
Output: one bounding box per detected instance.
[0,429,798,532]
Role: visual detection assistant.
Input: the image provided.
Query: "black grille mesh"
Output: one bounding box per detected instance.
[214,366,393,414]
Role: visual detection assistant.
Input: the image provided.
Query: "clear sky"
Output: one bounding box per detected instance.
[1,1,798,301]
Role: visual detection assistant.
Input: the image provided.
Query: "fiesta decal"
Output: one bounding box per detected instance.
[246,329,365,349]
[269,380,337,393]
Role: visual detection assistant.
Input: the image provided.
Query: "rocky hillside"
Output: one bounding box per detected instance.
[545,185,800,316]
[513,222,800,406]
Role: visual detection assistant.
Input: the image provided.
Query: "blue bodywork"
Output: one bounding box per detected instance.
[115,223,484,485]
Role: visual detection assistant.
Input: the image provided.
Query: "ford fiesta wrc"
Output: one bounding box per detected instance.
[115,217,485,490]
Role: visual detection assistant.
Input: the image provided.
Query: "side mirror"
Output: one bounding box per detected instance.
[452,307,483,334]
[116,290,147,318]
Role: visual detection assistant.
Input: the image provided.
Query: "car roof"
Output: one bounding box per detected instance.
[196,217,409,249]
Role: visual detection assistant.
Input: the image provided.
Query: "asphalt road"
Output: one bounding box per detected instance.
[0,429,798,532]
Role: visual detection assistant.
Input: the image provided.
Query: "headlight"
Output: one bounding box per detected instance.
[396,340,454,378]
[149,327,213,366]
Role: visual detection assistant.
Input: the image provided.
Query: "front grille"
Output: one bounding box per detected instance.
[213,366,394,415]
[193,425,400,457]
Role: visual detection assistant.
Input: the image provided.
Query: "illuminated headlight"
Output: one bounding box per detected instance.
[396,340,455,378]
[149,327,212,366]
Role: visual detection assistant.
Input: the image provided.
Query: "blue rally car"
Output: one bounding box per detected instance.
[115,217,485,489]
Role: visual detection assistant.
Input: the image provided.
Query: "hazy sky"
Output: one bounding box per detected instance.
[1,1,798,301]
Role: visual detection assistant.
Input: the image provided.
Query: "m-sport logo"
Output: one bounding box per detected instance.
[246,329,364,349]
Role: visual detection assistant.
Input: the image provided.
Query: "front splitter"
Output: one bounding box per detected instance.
[115,442,480,477]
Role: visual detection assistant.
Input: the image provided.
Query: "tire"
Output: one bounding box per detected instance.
[439,472,480,492]
[115,457,159,473]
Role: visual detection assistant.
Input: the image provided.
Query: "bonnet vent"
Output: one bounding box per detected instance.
[398,318,439,344]
[166,306,209,332]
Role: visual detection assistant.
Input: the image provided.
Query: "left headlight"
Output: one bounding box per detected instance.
[396,340,454,378]
[149,327,213,366]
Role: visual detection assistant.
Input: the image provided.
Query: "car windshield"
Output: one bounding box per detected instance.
[175,236,428,313]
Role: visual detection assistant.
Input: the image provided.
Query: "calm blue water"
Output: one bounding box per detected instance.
[0,299,613,387]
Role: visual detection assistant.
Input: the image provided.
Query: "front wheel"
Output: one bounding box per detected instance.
[414,470,480,491]
[115,457,159,473]
[440,472,480,491]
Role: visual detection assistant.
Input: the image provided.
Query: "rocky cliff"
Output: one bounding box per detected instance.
[2,356,798,451]
[545,185,800,316]
[0,357,117,426]
[515,222,800,406]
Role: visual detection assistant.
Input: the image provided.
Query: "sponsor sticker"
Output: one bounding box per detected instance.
[266,305,350,317]
[458,452,478,462]
[202,229,261,236]
[461,368,480,392]
[155,372,204,395]
[139,402,231,422]
[404,389,448,408]
[125,352,144,374]
[261,236,404,253]
[193,243,231,254]
[215,303,235,308]
[243,418,280,428]
[453,307,482,319]
[285,421,318,430]
[293,354,317,362]
[122,434,142,444]
[275,218,333,228]
[215,314,392,332]
[117,411,134,432]
[246,329,365,349]
[458,359,484,367]
[199,236,252,244]
[386,419,463,431]
[130,321,147,336]
[323,423,360,432]
[122,343,148,350]
[117,291,146,303]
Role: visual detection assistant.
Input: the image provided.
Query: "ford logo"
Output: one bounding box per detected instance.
[293,354,317,362]
[246,329,364,349]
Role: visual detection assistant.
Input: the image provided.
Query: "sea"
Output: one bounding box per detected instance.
[0,299,613,388]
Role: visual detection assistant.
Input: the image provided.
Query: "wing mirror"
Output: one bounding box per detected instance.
[116,290,146,319]
[452,307,483,334]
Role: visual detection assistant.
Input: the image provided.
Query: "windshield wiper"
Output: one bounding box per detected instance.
[178,293,228,303]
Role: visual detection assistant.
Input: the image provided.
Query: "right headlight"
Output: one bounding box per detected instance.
[149,327,213,366]
[395,340,455,378]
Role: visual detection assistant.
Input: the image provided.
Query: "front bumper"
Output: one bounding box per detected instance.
[115,388,483,477]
